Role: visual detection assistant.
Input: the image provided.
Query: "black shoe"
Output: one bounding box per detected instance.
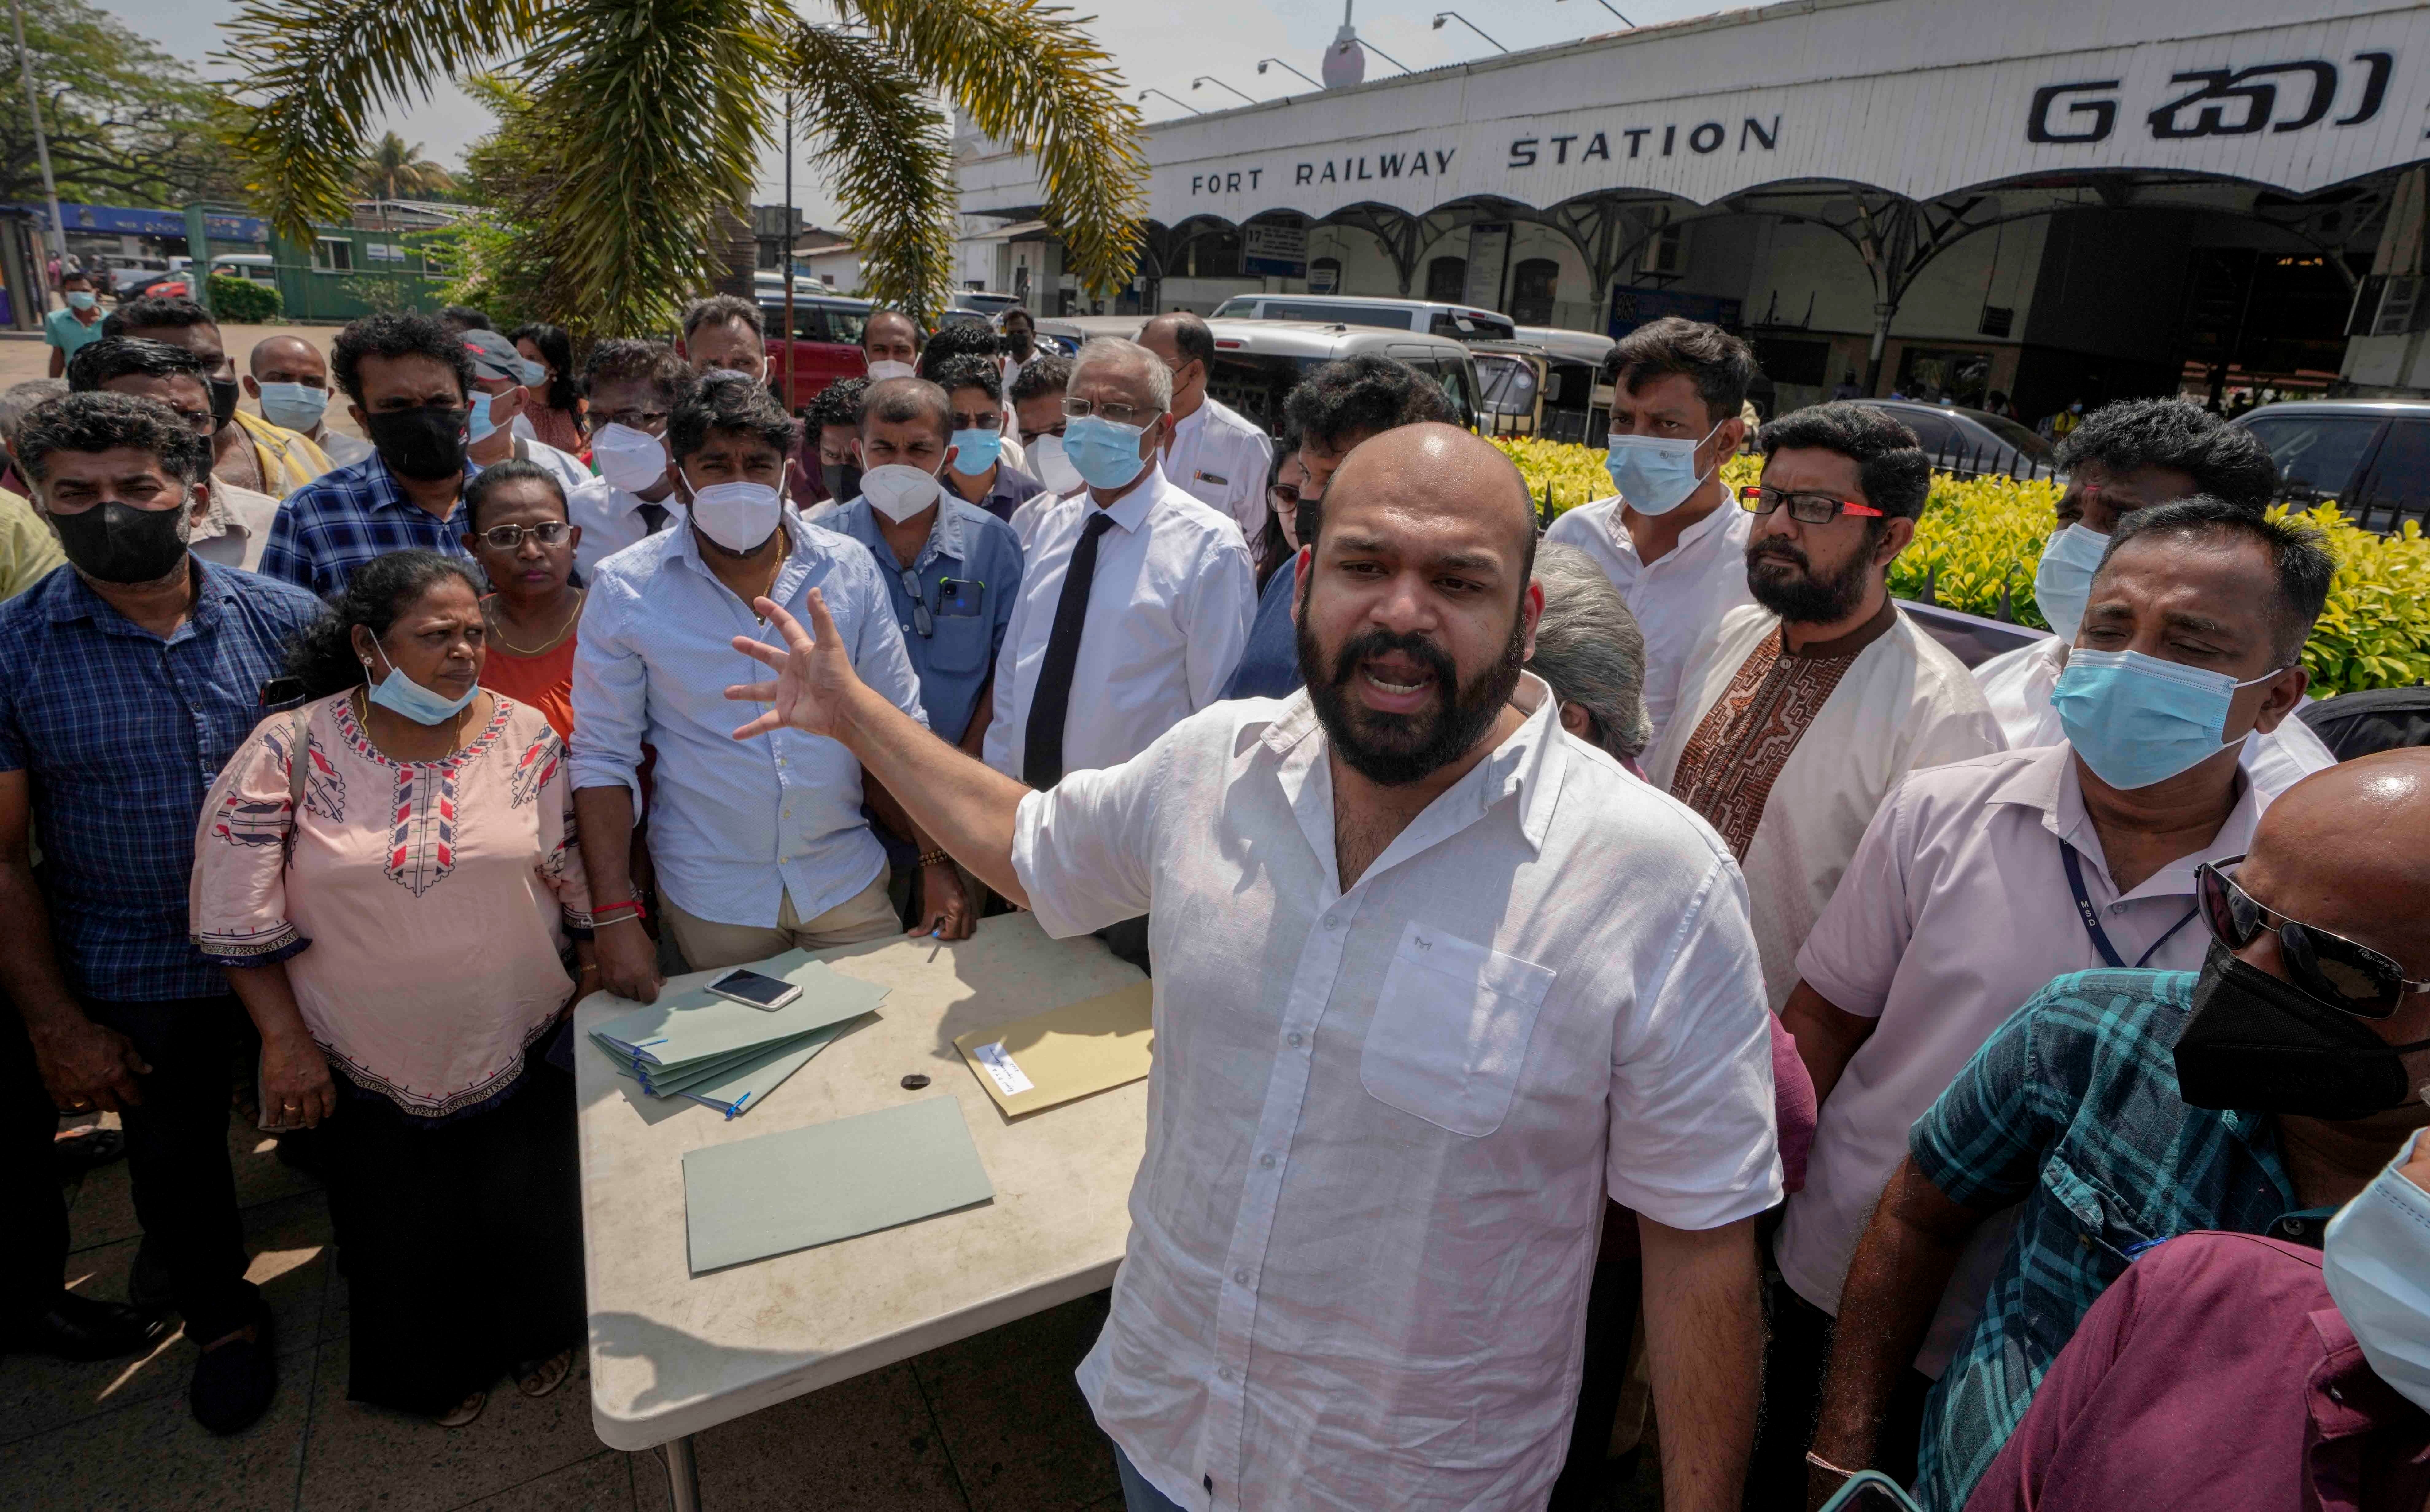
[2,1291,170,1362]
[188,1309,277,1435]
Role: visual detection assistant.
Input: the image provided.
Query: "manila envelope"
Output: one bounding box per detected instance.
[952,981,1155,1118]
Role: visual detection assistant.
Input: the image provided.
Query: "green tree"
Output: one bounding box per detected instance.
[221,0,1147,336]
[0,0,242,206]
[356,130,456,202]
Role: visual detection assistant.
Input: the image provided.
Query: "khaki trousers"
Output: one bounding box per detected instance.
[662,874,900,972]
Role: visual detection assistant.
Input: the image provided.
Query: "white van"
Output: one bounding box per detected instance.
[1206,293,1516,344]
[210,253,278,285]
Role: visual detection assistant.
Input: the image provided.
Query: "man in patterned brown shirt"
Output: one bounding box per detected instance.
[1647,403,2002,1009]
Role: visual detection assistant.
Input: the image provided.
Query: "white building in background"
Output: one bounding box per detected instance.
[955,0,2430,415]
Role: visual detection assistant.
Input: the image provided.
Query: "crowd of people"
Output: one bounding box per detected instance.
[2,286,2427,1512]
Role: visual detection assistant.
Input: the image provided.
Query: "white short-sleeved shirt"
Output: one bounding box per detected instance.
[566,477,684,579]
[1160,396,1272,545]
[1541,495,1757,750]
[1014,673,1782,1512]
[1778,742,2263,1372]
[982,471,1256,783]
[1973,634,2337,797]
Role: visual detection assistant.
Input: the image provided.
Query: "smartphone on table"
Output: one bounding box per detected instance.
[705,968,800,1011]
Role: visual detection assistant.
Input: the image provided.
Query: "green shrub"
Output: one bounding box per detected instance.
[1492,437,2430,697]
[206,273,282,324]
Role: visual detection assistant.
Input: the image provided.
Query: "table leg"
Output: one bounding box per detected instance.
[661,1434,702,1512]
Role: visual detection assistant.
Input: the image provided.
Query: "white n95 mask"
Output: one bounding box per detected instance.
[685,477,785,552]
[860,463,944,523]
[866,360,917,383]
[592,423,668,493]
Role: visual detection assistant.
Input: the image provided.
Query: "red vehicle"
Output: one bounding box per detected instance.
[759,292,875,411]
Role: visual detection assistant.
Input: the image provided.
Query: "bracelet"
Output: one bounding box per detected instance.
[917,848,953,869]
[1804,1451,1861,1481]
[591,900,649,927]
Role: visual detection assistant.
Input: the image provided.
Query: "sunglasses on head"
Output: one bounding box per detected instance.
[2196,856,2430,1018]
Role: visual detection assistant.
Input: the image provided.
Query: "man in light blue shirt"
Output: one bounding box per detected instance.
[570,376,930,1002]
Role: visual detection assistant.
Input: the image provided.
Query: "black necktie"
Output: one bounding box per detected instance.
[1023,510,1117,790]
[635,500,670,535]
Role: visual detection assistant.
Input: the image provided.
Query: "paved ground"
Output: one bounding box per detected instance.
[3,1110,1131,1512]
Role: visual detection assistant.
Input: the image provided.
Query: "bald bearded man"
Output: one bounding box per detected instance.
[245,334,371,468]
[1811,750,2430,1511]
[724,423,1781,1512]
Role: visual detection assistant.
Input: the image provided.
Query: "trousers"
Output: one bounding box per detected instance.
[661,875,902,971]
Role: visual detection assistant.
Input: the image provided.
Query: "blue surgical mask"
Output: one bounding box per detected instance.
[363,645,480,726]
[466,390,504,444]
[949,427,1002,477]
[65,291,96,311]
[2323,1131,2430,1414]
[2051,647,2282,789]
[255,381,329,434]
[2032,523,2107,642]
[1603,419,1724,516]
[1064,413,1151,491]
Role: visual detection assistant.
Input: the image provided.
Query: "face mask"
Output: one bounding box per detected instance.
[1603,419,1724,516]
[685,475,784,552]
[208,377,240,431]
[65,291,95,311]
[514,356,547,387]
[465,389,506,444]
[948,428,1001,477]
[860,462,943,524]
[1003,333,1034,359]
[867,359,916,382]
[364,406,468,482]
[2033,522,2107,643]
[362,643,481,726]
[255,381,329,433]
[591,422,668,493]
[47,498,191,583]
[2174,943,2430,1119]
[1029,433,1082,494]
[2323,1134,2430,1413]
[2052,647,2280,790]
[1064,413,1150,491]
[821,461,863,506]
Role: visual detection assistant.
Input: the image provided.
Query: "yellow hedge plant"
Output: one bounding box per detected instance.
[1493,438,2430,697]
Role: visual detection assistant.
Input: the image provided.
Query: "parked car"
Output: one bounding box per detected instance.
[755,291,877,408]
[208,253,278,286]
[1206,293,1517,344]
[1863,399,2059,480]
[955,291,1028,321]
[2233,399,2430,533]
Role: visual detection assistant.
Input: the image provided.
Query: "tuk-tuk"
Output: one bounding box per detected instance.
[1471,338,1613,446]
[1513,328,1617,447]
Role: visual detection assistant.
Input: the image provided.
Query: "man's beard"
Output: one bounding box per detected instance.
[1746,533,1877,625]
[1296,582,1527,787]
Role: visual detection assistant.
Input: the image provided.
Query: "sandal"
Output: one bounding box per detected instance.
[433,1389,487,1428]
[515,1348,576,1399]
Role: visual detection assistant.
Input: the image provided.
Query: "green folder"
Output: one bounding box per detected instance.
[591,952,889,1067]
[675,1024,852,1118]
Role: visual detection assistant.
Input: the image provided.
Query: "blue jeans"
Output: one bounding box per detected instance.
[1114,1444,1187,1512]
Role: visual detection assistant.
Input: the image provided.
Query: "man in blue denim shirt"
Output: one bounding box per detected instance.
[825,379,1023,927]
[0,393,319,1430]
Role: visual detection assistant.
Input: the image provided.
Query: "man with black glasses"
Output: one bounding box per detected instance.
[1753,497,2326,1504]
[1809,680,2419,1512]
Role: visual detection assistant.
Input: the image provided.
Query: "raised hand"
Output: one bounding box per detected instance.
[727,591,861,742]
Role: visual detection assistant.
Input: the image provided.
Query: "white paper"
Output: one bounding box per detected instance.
[971,1041,1034,1097]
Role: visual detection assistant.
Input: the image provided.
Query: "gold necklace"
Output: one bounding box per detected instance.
[486,589,584,656]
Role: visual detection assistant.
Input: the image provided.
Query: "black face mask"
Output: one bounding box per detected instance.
[50,500,191,584]
[2174,942,2430,1120]
[822,461,863,505]
[364,406,469,482]
[1001,332,1033,359]
[208,377,240,430]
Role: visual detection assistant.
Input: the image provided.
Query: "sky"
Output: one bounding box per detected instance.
[106,0,1717,228]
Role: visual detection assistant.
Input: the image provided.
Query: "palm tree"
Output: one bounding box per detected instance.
[219,0,1147,335]
[357,130,456,203]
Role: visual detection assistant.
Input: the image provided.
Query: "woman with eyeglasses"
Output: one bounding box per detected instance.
[1221,435,1309,700]
[463,460,584,739]
[190,547,594,1428]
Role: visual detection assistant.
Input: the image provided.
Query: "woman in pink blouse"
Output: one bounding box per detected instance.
[191,551,596,1427]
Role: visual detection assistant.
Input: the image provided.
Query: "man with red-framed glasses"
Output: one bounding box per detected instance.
[1797,498,2354,1511]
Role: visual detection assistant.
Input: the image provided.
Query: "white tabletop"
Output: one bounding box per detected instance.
[574,913,1149,1450]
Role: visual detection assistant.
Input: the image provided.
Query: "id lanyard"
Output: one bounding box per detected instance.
[2060,840,2197,969]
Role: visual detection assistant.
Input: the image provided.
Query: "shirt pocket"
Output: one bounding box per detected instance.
[2027,1153,2159,1345]
[922,612,994,675]
[1359,921,1557,1138]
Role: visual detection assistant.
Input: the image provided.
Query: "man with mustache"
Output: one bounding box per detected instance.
[724,423,1783,1511]
[1648,403,2003,1009]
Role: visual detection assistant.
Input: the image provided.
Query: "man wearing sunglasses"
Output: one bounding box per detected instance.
[68,337,279,574]
[1775,498,2334,1506]
[1648,402,2001,1017]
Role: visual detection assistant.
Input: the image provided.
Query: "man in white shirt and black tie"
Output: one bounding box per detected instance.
[1143,312,1272,545]
[723,421,1780,1512]
[566,339,695,577]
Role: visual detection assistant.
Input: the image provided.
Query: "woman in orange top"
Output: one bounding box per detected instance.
[463,460,580,739]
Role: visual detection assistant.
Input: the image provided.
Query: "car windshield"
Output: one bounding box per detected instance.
[1473,355,1539,416]
[2242,415,2383,502]
[1967,411,2056,460]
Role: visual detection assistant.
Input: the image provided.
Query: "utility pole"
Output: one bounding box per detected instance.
[9,0,69,293]
[781,91,798,414]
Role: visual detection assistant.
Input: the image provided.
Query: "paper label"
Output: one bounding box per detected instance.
[971,1041,1034,1097]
